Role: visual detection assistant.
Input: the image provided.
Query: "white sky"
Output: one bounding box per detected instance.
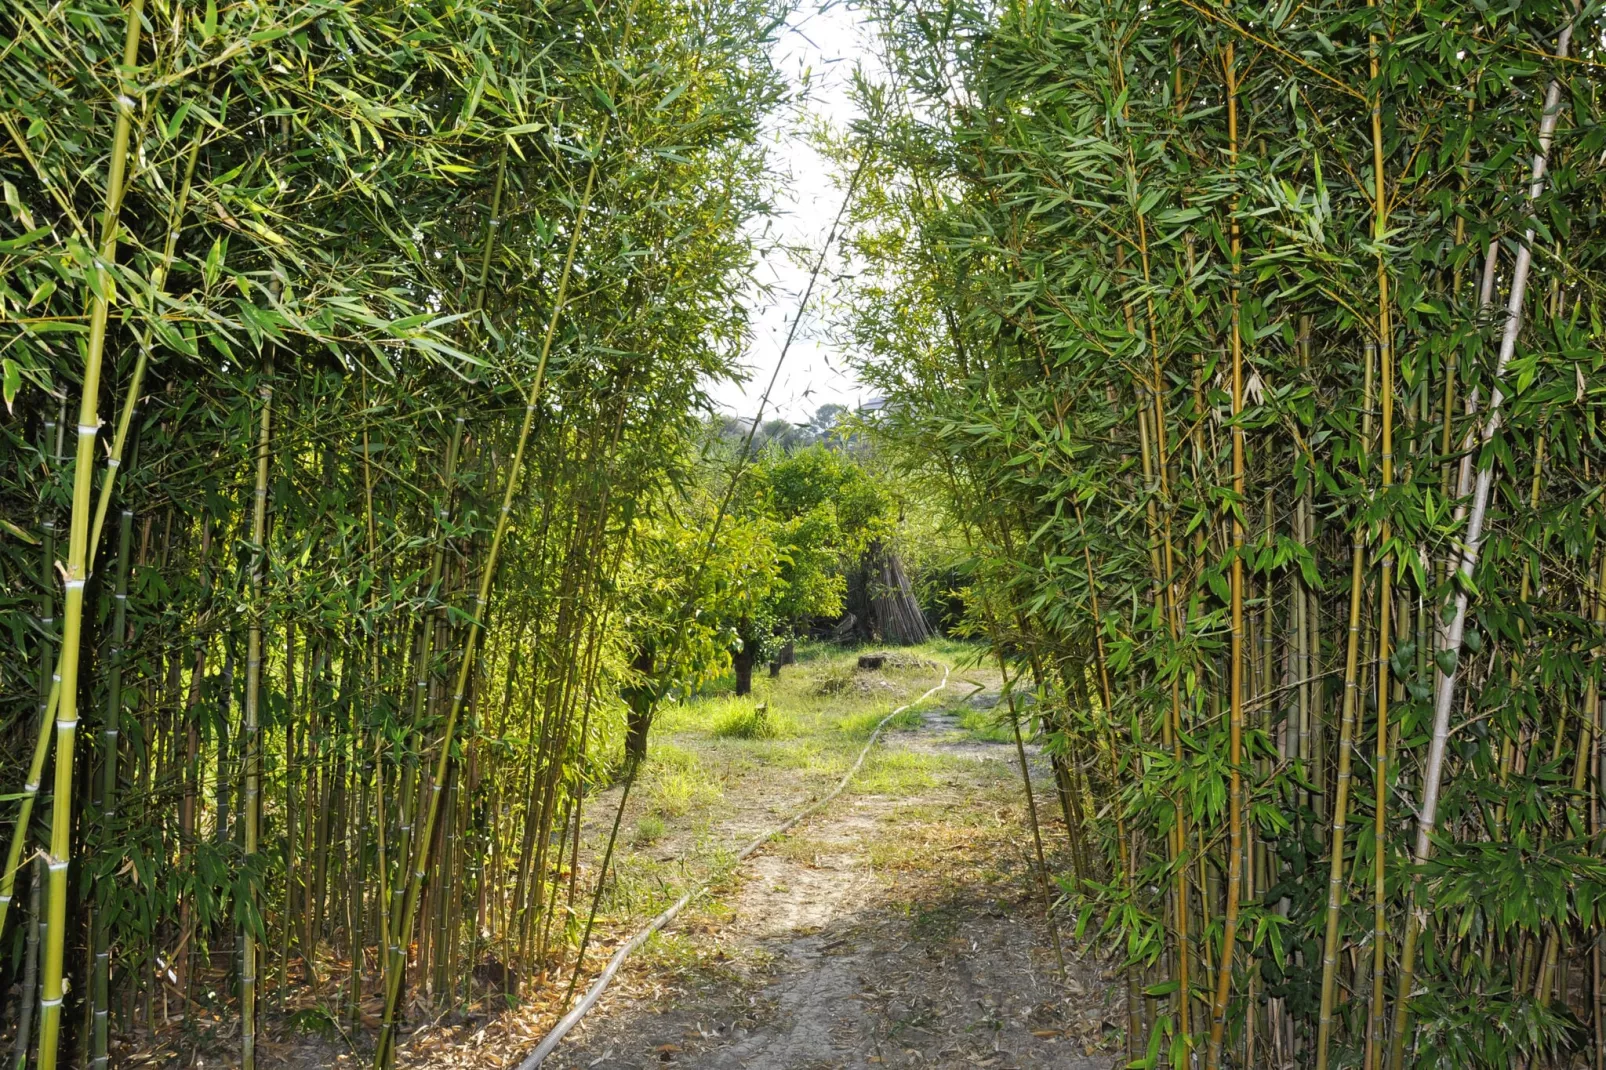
[708,0,880,425]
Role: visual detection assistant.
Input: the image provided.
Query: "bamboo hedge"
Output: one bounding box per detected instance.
[0,0,784,1064]
[844,0,1606,1065]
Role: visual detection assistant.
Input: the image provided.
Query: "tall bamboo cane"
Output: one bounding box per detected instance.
[241,352,274,1070]
[35,4,144,1066]
[373,102,616,1070]
[0,123,202,946]
[88,506,133,1070]
[1386,15,1578,1066]
[1365,12,1395,1062]
[1206,26,1245,1068]
[382,133,506,1000]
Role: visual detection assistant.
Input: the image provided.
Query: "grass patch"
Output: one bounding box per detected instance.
[836,705,925,738]
[957,705,1017,744]
[650,698,710,735]
[770,833,831,865]
[813,665,856,695]
[712,702,795,740]
[642,742,722,817]
[855,749,943,795]
[632,814,667,845]
[739,737,837,773]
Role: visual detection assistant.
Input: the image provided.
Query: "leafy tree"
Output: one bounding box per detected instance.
[617,493,781,761]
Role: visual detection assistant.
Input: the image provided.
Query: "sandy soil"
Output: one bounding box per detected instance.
[544,675,1124,1070]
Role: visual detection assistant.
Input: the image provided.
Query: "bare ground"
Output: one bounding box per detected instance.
[541,663,1125,1070]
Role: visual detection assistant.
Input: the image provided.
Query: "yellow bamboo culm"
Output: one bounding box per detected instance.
[1206,24,1245,1068]
[1365,6,1394,1064]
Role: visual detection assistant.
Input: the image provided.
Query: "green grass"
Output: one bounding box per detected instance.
[660,644,961,745]
[855,749,943,795]
[956,705,1017,744]
[632,813,667,845]
[712,702,796,740]
[642,742,722,817]
[836,704,925,738]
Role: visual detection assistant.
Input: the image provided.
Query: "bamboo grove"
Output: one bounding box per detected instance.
[0,0,787,1064]
[842,0,1606,1065]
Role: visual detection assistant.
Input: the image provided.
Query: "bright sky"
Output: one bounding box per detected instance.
[708,0,879,426]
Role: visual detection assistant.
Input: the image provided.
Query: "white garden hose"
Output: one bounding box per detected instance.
[515,665,951,1068]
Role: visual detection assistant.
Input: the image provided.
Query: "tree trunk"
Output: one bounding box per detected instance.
[623,646,655,768]
[732,646,755,697]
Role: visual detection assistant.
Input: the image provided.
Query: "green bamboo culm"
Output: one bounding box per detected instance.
[240,351,274,1070]
[36,4,144,1068]
[372,94,616,1070]
[88,506,132,1070]
[0,45,196,960]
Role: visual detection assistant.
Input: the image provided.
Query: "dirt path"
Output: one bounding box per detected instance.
[540,651,1123,1070]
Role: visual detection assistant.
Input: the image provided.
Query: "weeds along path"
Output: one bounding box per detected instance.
[517,644,1121,1070]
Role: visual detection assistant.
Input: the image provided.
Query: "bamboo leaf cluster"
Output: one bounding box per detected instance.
[0,0,786,1062]
[842,0,1606,1064]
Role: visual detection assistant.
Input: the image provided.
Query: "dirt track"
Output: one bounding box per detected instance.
[546,663,1122,1070]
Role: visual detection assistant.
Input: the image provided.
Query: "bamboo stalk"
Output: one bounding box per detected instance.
[1205,26,1245,1067]
[35,5,145,1065]
[12,857,43,1070]
[1387,16,1579,1066]
[1315,327,1379,1067]
[373,83,618,1068]
[88,507,133,1070]
[0,115,201,951]
[1365,14,1395,1061]
[240,352,274,1070]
